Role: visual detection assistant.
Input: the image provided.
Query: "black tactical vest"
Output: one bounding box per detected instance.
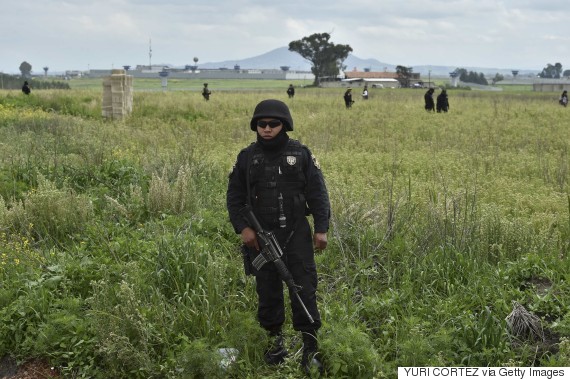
[248,140,306,229]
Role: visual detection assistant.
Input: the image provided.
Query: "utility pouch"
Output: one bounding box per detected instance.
[241,245,254,276]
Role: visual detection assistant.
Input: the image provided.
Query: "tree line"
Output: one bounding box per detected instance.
[538,62,570,79]
[1,73,70,90]
[0,61,70,91]
[455,69,490,85]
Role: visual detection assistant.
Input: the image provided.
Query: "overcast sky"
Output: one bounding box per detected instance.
[2,0,568,74]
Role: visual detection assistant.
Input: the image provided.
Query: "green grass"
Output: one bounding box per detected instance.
[496,84,534,92]
[0,86,569,378]
[60,77,312,91]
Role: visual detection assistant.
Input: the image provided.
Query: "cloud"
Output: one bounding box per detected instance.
[1,0,569,73]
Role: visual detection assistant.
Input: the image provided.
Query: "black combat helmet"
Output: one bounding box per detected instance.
[250,99,293,131]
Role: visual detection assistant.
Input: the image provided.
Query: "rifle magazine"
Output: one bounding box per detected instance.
[252,253,268,271]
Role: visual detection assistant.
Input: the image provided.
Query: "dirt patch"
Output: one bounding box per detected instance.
[527,277,553,297]
[0,356,59,379]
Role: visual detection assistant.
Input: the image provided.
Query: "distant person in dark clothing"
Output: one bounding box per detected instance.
[560,90,568,107]
[436,89,449,113]
[287,84,295,98]
[344,88,354,108]
[202,83,211,101]
[424,88,435,112]
[22,81,31,95]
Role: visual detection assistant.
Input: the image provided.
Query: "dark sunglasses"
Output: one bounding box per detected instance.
[256,119,283,128]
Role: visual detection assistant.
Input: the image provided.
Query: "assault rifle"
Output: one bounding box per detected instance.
[239,205,314,324]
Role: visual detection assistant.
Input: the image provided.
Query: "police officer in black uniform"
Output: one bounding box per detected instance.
[22,81,31,95]
[344,87,354,108]
[424,88,435,112]
[436,89,449,113]
[227,99,330,374]
[202,83,211,100]
[287,84,295,98]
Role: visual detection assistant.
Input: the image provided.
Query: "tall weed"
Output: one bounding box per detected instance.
[0,88,569,376]
[0,173,93,243]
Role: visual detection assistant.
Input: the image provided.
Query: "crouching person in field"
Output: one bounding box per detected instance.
[560,90,568,107]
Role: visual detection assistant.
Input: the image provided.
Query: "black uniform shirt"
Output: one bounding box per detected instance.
[227,140,330,235]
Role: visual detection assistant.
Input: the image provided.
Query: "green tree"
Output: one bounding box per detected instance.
[491,73,504,85]
[396,66,414,87]
[455,68,467,81]
[456,68,488,85]
[539,62,563,78]
[289,33,352,86]
[19,61,32,78]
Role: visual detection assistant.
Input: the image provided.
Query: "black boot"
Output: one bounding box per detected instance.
[301,331,323,375]
[264,331,288,365]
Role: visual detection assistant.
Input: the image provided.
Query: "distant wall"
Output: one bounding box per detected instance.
[533,81,570,92]
[88,69,314,81]
[321,80,400,89]
[285,72,315,80]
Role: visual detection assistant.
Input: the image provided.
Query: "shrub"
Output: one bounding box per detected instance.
[320,322,380,378]
[0,173,93,242]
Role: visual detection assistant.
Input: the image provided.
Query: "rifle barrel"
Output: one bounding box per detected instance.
[294,292,315,324]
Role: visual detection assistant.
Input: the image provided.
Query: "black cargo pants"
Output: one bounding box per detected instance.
[253,219,321,333]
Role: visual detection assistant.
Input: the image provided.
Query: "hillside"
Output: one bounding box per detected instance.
[196,46,538,77]
[197,46,396,72]
[198,47,311,71]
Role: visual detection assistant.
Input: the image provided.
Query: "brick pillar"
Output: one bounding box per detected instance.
[102,69,133,119]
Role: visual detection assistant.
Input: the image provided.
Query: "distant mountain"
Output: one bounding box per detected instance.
[344,56,397,73]
[198,47,309,70]
[197,46,395,72]
[196,46,538,77]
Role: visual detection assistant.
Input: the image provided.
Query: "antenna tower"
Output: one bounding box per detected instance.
[149,38,152,68]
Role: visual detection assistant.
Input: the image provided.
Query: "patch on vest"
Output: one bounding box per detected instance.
[311,154,321,169]
[286,156,297,166]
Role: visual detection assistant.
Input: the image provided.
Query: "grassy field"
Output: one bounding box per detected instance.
[0,84,569,378]
[50,76,313,92]
[46,75,535,92]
